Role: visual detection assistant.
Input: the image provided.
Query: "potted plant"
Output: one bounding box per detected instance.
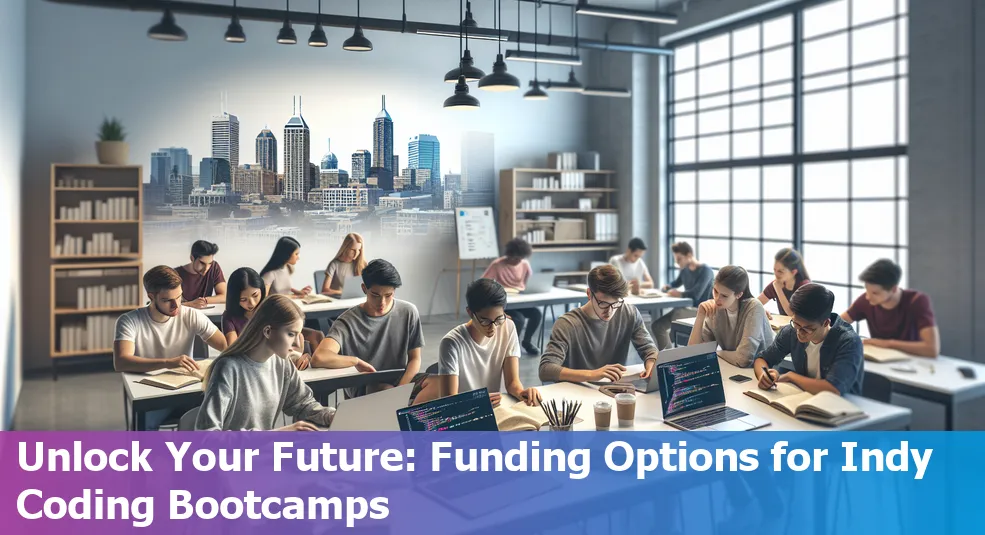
[96,116,129,165]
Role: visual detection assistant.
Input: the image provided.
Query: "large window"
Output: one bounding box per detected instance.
[667,0,908,315]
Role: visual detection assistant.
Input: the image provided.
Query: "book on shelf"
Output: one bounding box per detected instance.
[744,385,867,427]
[138,360,215,391]
[862,345,913,363]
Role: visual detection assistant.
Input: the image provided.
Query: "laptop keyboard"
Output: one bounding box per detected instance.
[673,406,748,429]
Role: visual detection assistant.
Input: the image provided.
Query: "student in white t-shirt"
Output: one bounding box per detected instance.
[413,279,542,408]
[260,236,312,298]
[113,265,228,429]
[609,237,654,295]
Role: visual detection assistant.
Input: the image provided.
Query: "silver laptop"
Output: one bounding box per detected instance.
[330,383,415,431]
[607,342,720,393]
[338,280,367,300]
[523,272,555,294]
[656,347,770,431]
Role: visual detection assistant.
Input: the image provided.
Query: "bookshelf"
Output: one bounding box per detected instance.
[49,164,143,378]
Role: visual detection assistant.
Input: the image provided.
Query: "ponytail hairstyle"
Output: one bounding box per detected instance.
[775,248,810,284]
[332,233,367,276]
[260,236,301,276]
[203,294,304,390]
[715,265,753,301]
[224,267,266,319]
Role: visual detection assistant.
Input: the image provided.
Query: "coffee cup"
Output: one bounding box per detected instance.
[615,393,636,427]
[594,401,612,430]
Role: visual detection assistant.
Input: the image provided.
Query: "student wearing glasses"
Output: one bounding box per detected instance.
[539,265,659,383]
[413,278,542,407]
[754,283,864,395]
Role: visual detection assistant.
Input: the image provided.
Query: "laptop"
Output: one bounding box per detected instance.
[331,383,415,431]
[396,388,499,431]
[522,272,556,294]
[657,349,770,431]
[598,342,721,393]
[338,281,366,300]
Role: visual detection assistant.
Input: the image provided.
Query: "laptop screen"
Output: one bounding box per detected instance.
[396,388,499,431]
[657,351,726,420]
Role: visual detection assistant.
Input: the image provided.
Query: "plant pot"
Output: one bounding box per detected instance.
[96,141,129,165]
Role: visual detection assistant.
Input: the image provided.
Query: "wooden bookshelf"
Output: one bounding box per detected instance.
[49,164,144,378]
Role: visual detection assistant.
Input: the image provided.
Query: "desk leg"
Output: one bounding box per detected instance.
[123,389,131,431]
[946,400,955,430]
[135,410,146,432]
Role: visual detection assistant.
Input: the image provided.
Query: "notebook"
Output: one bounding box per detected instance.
[494,402,583,431]
[301,293,333,305]
[744,386,867,427]
[637,289,666,298]
[138,359,214,391]
[863,345,912,363]
[769,314,792,331]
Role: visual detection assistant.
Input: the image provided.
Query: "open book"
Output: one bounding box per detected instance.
[138,359,214,391]
[301,294,333,305]
[637,289,667,298]
[863,345,912,363]
[744,385,867,427]
[768,314,792,332]
[494,402,583,431]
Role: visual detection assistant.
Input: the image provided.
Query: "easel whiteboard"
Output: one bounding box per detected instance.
[455,207,499,260]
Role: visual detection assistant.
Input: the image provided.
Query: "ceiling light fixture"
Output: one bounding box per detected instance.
[575,0,678,25]
[444,1,485,83]
[343,0,373,51]
[148,7,187,41]
[506,49,581,65]
[224,0,245,43]
[524,3,547,101]
[308,0,328,46]
[444,1,479,109]
[544,9,583,92]
[277,0,297,44]
[478,0,519,92]
[582,86,632,97]
[416,29,507,41]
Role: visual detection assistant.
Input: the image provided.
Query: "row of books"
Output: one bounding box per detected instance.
[55,178,96,188]
[547,152,580,170]
[55,268,137,278]
[592,213,619,241]
[56,234,134,256]
[75,284,140,310]
[520,197,554,210]
[518,229,549,244]
[58,315,116,353]
[530,173,589,190]
[57,197,137,221]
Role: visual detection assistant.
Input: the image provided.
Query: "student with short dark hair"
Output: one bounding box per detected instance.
[755,283,864,395]
[539,265,658,383]
[840,259,940,358]
[312,259,424,397]
[260,236,312,298]
[757,247,811,318]
[609,237,654,295]
[688,265,774,368]
[414,278,541,407]
[651,241,715,349]
[482,237,541,355]
[176,240,227,308]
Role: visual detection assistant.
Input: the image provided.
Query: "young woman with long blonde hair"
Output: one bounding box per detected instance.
[320,233,367,295]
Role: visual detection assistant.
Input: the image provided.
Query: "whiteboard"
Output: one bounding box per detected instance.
[455,207,499,260]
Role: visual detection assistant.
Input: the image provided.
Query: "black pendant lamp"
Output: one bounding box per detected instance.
[309,0,328,46]
[148,8,187,41]
[524,3,547,100]
[478,0,520,92]
[224,0,246,43]
[444,1,485,83]
[343,0,373,51]
[443,1,479,109]
[277,0,297,44]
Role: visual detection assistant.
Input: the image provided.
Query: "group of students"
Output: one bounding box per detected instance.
[112,230,940,431]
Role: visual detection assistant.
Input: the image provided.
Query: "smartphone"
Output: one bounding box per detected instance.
[729,375,752,383]
[958,366,976,379]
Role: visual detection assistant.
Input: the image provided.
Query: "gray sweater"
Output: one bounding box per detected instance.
[669,264,714,307]
[539,305,658,382]
[195,354,335,430]
[698,298,774,368]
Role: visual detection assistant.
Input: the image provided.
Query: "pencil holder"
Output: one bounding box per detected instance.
[547,424,573,431]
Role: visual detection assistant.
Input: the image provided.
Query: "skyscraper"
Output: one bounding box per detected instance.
[283,98,311,202]
[151,151,171,187]
[392,155,399,174]
[408,134,441,192]
[200,157,231,190]
[212,112,240,169]
[351,150,371,183]
[162,147,191,177]
[320,138,338,170]
[308,163,320,194]
[460,132,495,206]
[255,128,277,173]
[373,95,394,171]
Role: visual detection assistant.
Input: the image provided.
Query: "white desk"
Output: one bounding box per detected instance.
[624,295,693,319]
[504,288,588,347]
[203,297,363,323]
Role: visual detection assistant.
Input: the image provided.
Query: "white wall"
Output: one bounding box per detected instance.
[22,0,594,371]
[1,0,26,428]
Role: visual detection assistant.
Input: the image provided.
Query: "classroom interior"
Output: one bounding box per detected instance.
[1,0,984,432]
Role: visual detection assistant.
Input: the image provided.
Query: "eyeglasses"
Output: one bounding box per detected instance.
[789,320,820,336]
[472,313,507,327]
[591,291,624,311]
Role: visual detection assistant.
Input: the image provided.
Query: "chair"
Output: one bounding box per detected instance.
[425,363,439,375]
[178,407,200,431]
[313,270,327,293]
[862,371,893,403]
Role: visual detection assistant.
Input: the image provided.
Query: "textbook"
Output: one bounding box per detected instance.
[769,314,792,331]
[637,289,666,298]
[494,402,583,431]
[301,294,333,305]
[138,360,214,391]
[863,345,912,363]
[744,385,867,427]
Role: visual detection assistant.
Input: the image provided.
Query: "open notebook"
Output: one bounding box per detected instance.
[493,402,583,431]
[138,359,214,390]
[863,345,913,363]
[637,289,666,298]
[744,384,867,427]
[301,294,333,305]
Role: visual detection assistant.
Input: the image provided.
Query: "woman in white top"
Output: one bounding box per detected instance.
[320,233,367,296]
[260,236,311,298]
[608,237,654,295]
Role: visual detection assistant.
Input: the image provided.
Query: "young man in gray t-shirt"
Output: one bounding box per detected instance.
[539,265,659,384]
[312,259,423,397]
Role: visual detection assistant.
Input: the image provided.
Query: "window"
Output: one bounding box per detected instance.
[667,0,907,315]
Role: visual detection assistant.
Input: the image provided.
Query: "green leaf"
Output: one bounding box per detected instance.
[98,116,127,142]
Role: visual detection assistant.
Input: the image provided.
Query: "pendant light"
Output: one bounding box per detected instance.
[444,1,485,83]
[524,3,547,100]
[308,0,328,47]
[545,9,584,92]
[478,0,520,92]
[148,7,187,41]
[277,0,297,44]
[443,0,479,109]
[343,0,373,51]
[224,0,246,43]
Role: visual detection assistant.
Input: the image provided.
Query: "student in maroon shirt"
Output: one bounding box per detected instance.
[840,259,940,358]
[176,240,227,308]
[757,247,811,318]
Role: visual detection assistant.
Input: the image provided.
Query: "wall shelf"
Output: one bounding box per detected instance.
[515,187,616,193]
